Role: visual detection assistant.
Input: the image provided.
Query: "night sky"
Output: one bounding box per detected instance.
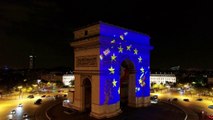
[1,0,213,70]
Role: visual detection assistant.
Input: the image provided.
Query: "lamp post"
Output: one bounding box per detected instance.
[17,86,23,99]
[32,84,38,94]
[212,87,213,103]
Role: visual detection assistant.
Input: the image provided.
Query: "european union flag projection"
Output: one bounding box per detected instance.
[99,23,153,105]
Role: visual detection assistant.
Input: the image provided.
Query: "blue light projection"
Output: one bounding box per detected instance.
[99,23,153,105]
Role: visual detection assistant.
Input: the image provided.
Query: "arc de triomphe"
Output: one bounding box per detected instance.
[69,21,153,119]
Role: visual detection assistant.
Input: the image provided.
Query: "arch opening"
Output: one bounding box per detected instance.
[120,59,135,109]
[83,78,91,112]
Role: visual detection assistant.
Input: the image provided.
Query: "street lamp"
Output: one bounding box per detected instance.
[37,79,41,84]
[212,88,213,103]
[32,84,38,94]
[17,86,23,99]
[32,84,38,88]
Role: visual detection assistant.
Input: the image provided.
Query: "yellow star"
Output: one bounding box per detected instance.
[134,48,138,55]
[138,56,142,63]
[108,66,115,74]
[139,79,143,84]
[118,87,120,94]
[118,46,123,53]
[112,79,117,87]
[111,39,115,44]
[111,53,117,61]
[140,67,144,73]
[127,45,131,51]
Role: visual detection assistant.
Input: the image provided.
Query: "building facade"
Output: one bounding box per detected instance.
[150,73,176,85]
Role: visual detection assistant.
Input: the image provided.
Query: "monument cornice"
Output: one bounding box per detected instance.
[74,70,100,75]
[70,36,100,48]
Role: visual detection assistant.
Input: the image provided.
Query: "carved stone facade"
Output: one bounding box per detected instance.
[68,21,152,119]
[76,56,98,67]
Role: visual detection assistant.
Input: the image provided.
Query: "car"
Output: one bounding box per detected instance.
[23,113,28,119]
[11,110,16,114]
[208,114,213,119]
[152,95,158,99]
[150,99,158,104]
[150,96,158,104]
[208,105,213,109]
[150,96,158,100]
[172,98,178,101]
[8,114,13,120]
[34,99,42,104]
[46,95,51,97]
[197,98,202,101]
[41,95,46,97]
[18,103,23,107]
[27,95,34,98]
[183,99,189,102]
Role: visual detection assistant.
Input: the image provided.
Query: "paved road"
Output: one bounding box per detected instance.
[47,102,185,120]
[153,91,213,120]
[35,97,63,120]
[0,93,58,120]
[0,93,41,120]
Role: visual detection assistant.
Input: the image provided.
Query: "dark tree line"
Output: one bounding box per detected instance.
[0,69,25,93]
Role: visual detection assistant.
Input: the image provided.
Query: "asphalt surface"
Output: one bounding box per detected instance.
[47,102,186,120]
[0,93,60,120]
[0,94,43,120]
[34,97,64,120]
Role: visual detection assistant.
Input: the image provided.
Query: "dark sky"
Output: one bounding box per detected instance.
[0,0,213,70]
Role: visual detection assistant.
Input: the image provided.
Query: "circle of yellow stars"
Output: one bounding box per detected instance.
[105,32,148,96]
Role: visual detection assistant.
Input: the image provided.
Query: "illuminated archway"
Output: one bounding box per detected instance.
[99,29,151,106]
[120,59,135,109]
[70,22,153,119]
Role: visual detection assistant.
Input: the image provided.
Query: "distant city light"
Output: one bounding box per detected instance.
[17,86,23,89]
[37,79,41,84]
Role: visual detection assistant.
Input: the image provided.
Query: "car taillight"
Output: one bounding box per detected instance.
[208,115,213,119]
